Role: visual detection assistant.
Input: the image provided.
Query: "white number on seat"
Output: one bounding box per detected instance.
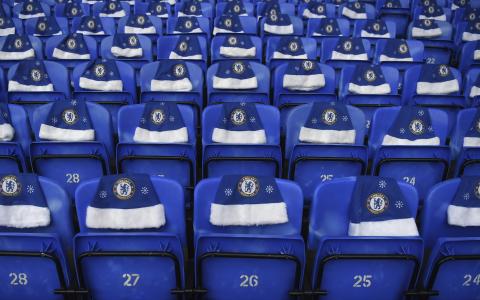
[320,174,333,182]
[353,275,372,288]
[9,273,28,285]
[240,275,259,287]
[123,273,140,287]
[463,274,480,286]
[403,176,416,186]
[66,173,80,183]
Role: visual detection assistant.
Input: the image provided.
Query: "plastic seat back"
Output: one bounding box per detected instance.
[407,20,453,64]
[458,41,480,73]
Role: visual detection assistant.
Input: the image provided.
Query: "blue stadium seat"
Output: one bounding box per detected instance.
[458,40,480,73]
[0,17,24,36]
[265,36,317,69]
[320,37,372,87]
[308,177,423,300]
[373,39,425,76]
[212,15,257,36]
[256,2,295,17]
[0,34,43,69]
[369,107,450,200]
[134,1,172,20]
[166,16,211,40]
[140,60,204,115]
[45,34,98,69]
[193,176,305,300]
[116,103,197,204]
[0,104,31,173]
[24,16,69,43]
[72,59,137,129]
[339,65,401,131]
[452,5,480,25]
[215,2,254,16]
[202,104,282,177]
[0,175,75,300]
[297,2,336,20]
[71,16,116,42]
[54,2,89,20]
[174,1,213,19]
[306,18,351,58]
[157,35,208,71]
[402,64,464,131]
[74,175,187,300]
[117,14,163,44]
[376,0,411,38]
[465,68,480,106]
[206,61,270,104]
[30,101,114,197]
[7,60,70,118]
[211,35,263,63]
[0,3,11,17]
[407,20,453,64]
[352,19,396,47]
[12,1,51,19]
[285,103,367,203]
[260,15,303,37]
[450,107,480,176]
[92,1,130,20]
[337,2,376,20]
[272,61,336,131]
[419,178,480,300]
[454,20,480,48]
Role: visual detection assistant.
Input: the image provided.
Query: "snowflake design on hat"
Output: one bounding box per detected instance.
[224,188,233,197]
[51,116,58,125]
[82,117,88,124]
[265,185,274,194]
[311,118,318,124]
[379,180,387,189]
[342,115,349,122]
[464,193,470,200]
[27,185,35,194]
[169,115,175,122]
[418,110,425,116]
[250,116,256,123]
[71,99,78,106]
[141,186,149,195]
[140,117,146,124]
[428,126,433,132]
[400,128,405,134]
[395,201,404,209]
[99,190,107,198]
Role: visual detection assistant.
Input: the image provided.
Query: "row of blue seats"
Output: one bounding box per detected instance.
[0,173,478,300]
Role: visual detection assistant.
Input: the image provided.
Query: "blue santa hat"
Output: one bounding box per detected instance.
[222,1,247,16]
[462,108,480,147]
[283,60,325,91]
[169,35,203,60]
[313,18,342,36]
[360,19,391,38]
[99,0,126,18]
[18,0,46,19]
[79,59,123,91]
[463,7,480,22]
[146,1,169,17]
[258,2,281,18]
[178,1,202,17]
[111,33,143,58]
[210,175,288,226]
[0,34,35,60]
[419,4,446,21]
[447,176,480,227]
[8,60,54,92]
[264,13,294,35]
[379,39,413,62]
[0,16,16,36]
[219,35,256,58]
[134,102,188,143]
[124,14,157,34]
[382,106,440,146]
[451,0,468,10]
[39,99,94,141]
[0,174,50,228]
[213,15,245,36]
[212,102,266,144]
[63,1,84,18]
[418,0,439,7]
[52,33,90,60]
[151,60,192,92]
[273,36,307,59]
[348,176,419,236]
[331,37,368,61]
[76,16,105,35]
[173,16,203,34]
[34,16,62,36]
[416,64,460,95]
[462,20,480,42]
[469,74,480,99]
[342,1,367,19]
[412,19,442,38]
[303,3,327,19]
[213,61,258,90]
[86,174,165,229]
[383,0,402,8]
[299,102,355,144]
[0,103,15,142]
[348,64,391,95]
